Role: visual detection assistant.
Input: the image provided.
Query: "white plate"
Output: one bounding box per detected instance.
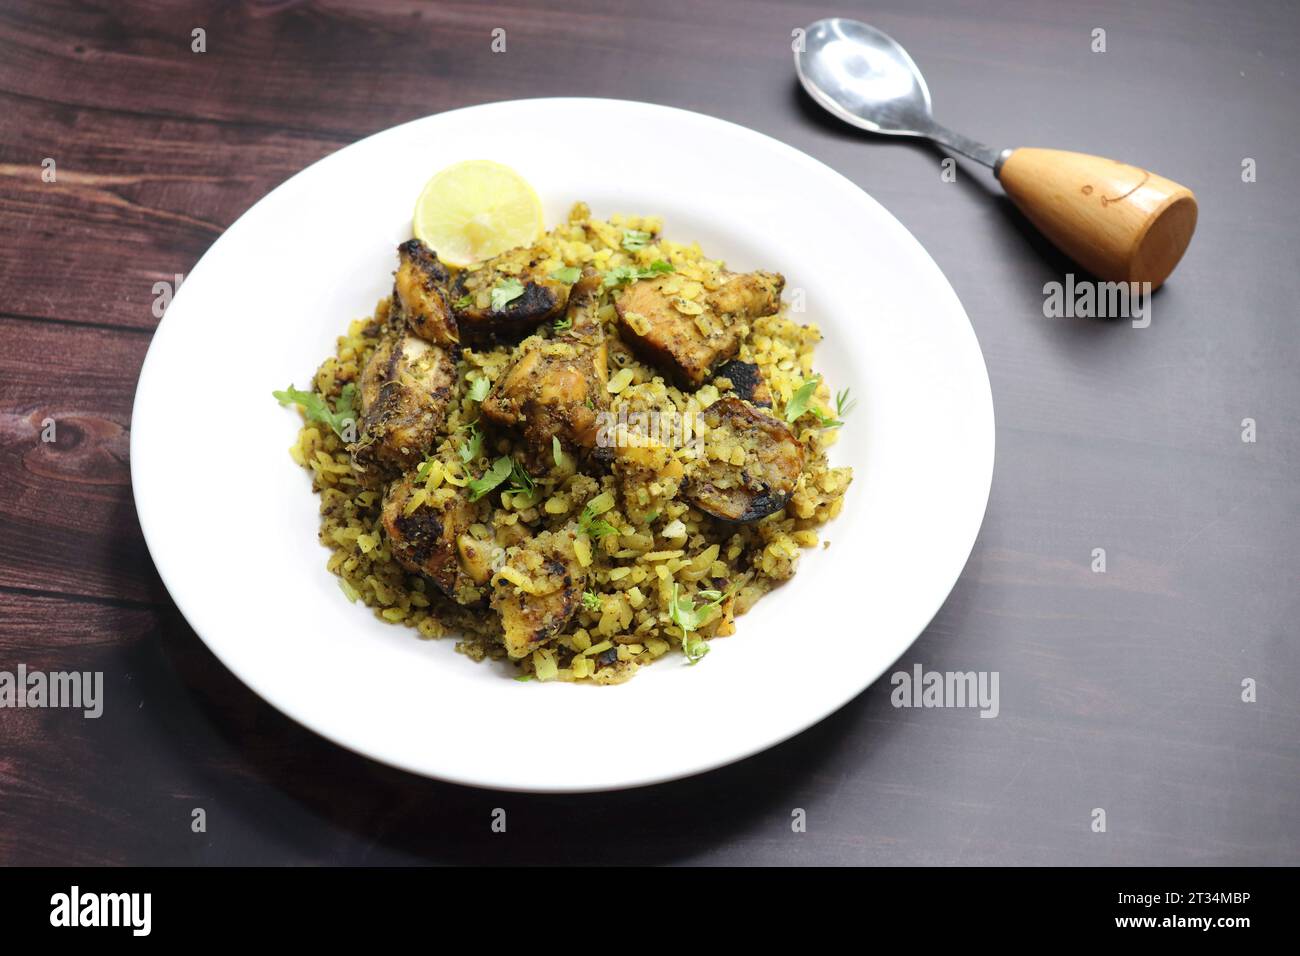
[131,98,994,792]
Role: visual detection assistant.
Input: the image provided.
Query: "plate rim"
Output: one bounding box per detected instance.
[130,96,996,792]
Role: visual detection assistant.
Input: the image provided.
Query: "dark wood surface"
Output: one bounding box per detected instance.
[1,0,1297,865]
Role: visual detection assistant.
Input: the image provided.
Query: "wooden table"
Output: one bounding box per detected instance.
[2,0,1297,865]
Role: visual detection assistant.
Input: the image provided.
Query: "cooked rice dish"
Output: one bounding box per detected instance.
[277,203,853,683]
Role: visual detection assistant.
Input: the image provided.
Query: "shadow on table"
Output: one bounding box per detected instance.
[791,80,1174,334]
[142,602,891,866]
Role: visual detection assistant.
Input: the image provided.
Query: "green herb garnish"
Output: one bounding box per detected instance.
[550,266,581,284]
[468,456,514,501]
[602,260,674,289]
[579,507,619,539]
[581,591,601,612]
[784,376,820,424]
[490,278,525,311]
[785,377,852,428]
[458,423,483,463]
[514,673,534,682]
[621,229,652,251]
[553,315,572,332]
[273,383,358,441]
[670,582,726,664]
[455,293,474,309]
[467,375,491,402]
[506,459,535,496]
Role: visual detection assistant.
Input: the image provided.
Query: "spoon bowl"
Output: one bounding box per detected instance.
[795,18,933,137]
[793,16,1198,287]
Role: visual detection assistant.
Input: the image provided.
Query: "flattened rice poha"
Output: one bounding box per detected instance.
[275,202,853,684]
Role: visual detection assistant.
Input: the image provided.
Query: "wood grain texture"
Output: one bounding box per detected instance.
[1,0,1298,865]
[998,148,1198,287]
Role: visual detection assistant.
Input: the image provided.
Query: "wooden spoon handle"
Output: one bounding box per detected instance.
[996,148,1197,289]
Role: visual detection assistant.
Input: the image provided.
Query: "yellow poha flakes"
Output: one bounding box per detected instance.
[284,206,853,683]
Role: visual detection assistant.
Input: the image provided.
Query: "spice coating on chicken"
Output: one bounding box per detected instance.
[615,270,784,387]
[393,239,459,347]
[449,244,571,345]
[351,333,457,479]
[381,473,487,606]
[480,269,609,468]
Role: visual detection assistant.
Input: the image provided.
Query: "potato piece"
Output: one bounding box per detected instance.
[490,528,586,659]
[686,397,803,522]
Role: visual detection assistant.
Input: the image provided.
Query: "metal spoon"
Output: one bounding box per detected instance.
[795,17,1197,288]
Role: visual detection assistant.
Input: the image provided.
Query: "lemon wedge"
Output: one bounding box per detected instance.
[412,160,544,267]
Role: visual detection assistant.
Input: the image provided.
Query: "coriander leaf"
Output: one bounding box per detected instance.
[601,265,637,289]
[836,387,857,418]
[506,459,535,495]
[455,293,473,309]
[621,229,652,251]
[581,591,601,612]
[809,407,844,429]
[579,506,619,539]
[784,375,821,424]
[415,456,437,481]
[273,383,358,441]
[514,673,534,682]
[468,456,514,501]
[550,266,581,284]
[553,315,572,331]
[602,260,675,290]
[670,583,722,664]
[458,423,483,463]
[682,633,710,664]
[467,375,491,402]
[490,278,525,311]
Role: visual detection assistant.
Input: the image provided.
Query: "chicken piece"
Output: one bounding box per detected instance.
[381,473,488,606]
[615,270,784,386]
[490,528,586,659]
[685,397,804,522]
[351,333,457,478]
[712,359,772,407]
[449,245,571,345]
[612,443,684,524]
[393,239,459,347]
[480,269,609,468]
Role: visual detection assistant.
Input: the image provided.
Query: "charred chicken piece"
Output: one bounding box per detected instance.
[614,270,783,387]
[685,397,804,523]
[711,359,772,407]
[393,239,459,347]
[351,333,457,478]
[449,245,571,345]
[480,269,609,469]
